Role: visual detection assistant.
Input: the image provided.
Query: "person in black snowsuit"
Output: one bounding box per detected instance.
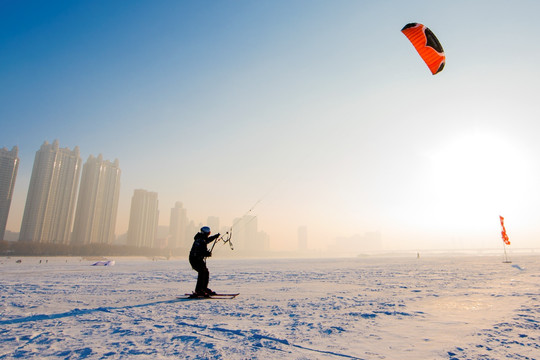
[189,226,220,296]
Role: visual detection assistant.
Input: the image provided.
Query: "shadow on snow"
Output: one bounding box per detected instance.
[0,297,186,326]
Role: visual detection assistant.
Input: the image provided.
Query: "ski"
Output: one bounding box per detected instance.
[176,293,239,300]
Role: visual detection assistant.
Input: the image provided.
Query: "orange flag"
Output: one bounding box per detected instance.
[499,216,511,245]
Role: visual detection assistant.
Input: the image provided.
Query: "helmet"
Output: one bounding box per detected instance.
[200,226,211,234]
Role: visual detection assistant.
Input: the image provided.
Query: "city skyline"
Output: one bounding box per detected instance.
[3,140,292,247]
[1,139,275,252]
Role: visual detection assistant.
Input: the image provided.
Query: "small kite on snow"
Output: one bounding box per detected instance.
[92,260,115,266]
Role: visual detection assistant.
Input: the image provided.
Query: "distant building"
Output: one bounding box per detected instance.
[257,230,270,252]
[232,215,250,251]
[186,220,198,243]
[72,155,121,245]
[19,140,81,244]
[298,226,307,251]
[243,216,258,252]
[232,215,269,254]
[169,202,188,248]
[0,146,19,241]
[3,230,19,242]
[127,189,159,248]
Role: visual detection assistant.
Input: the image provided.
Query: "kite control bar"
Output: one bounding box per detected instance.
[209,228,234,254]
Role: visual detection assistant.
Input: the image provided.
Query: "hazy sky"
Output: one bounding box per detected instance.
[2,0,540,251]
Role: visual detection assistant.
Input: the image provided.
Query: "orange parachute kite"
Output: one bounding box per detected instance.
[401,23,445,75]
[499,215,510,245]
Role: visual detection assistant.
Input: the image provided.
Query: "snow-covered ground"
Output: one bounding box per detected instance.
[1,254,538,359]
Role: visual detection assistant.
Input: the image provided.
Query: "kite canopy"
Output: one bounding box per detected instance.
[401,23,445,75]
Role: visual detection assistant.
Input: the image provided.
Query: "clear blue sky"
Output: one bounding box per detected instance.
[2,1,540,251]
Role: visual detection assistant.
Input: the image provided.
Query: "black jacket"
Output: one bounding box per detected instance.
[189,232,220,259]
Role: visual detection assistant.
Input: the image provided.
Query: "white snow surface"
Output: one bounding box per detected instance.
[1,255,539,359]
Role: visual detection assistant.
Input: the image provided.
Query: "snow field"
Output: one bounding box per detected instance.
[0,255,538,359]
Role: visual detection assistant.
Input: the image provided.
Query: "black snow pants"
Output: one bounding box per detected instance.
[189,256,209,293]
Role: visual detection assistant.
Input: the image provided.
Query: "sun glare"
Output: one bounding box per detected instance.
[425,131,530,230]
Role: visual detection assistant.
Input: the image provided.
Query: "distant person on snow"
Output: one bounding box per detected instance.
[189,226,220,297]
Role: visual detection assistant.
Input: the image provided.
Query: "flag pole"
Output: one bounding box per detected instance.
[499,215,512,263]
[502,241,511,263]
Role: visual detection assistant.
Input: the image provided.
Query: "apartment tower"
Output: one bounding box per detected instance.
[72,155,121,245]
[169,201,188,249]
[0,146,19,241]
[127,189,159,248]
[19,140,81,244]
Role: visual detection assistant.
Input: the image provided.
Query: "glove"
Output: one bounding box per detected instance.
[216,233,221,238]
[205,250,212,257]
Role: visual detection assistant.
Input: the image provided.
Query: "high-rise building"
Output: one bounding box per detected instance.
[169,201,188,249]
[230,215,270,254]
[233,215,258,252]
[127,189,159,248]
[0,146,19,241]
[19,140,81,244]
[72,155,121,245]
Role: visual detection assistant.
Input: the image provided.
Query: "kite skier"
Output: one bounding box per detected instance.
[189,226,220,297]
